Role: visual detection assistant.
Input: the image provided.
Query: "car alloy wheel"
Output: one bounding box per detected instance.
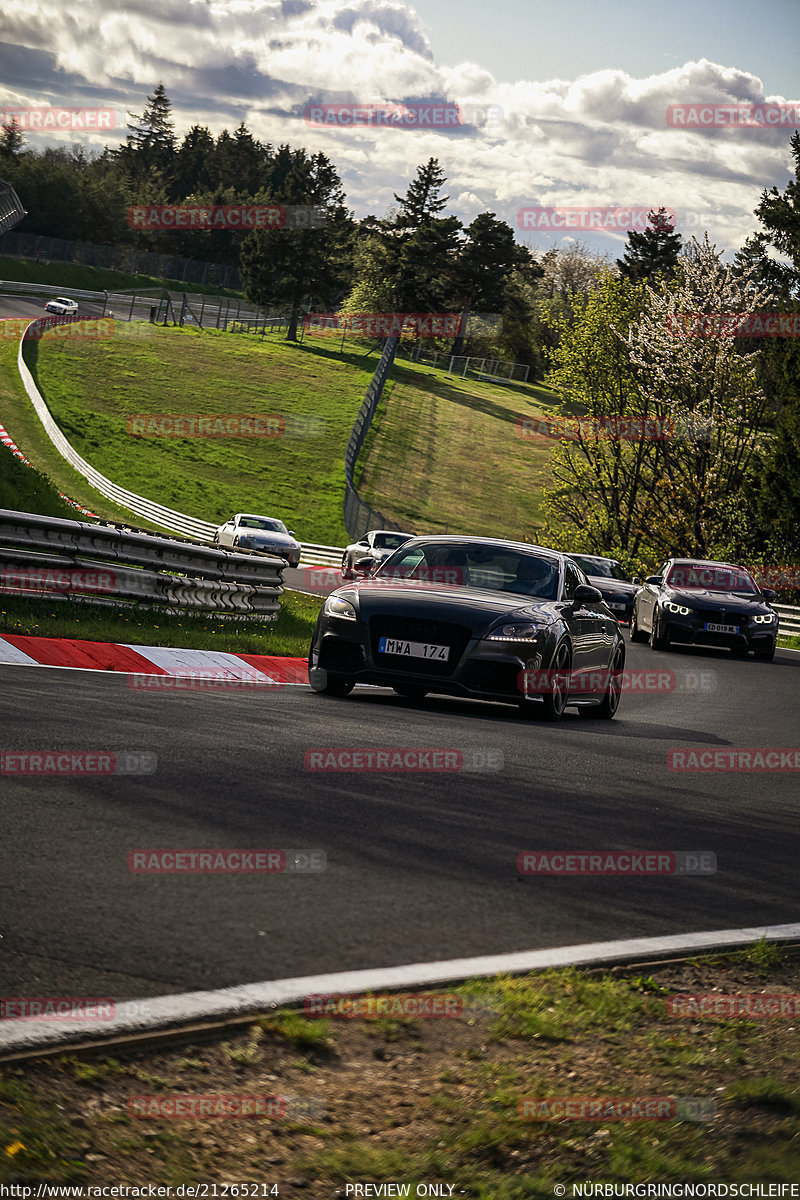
[649,611,669,651]
[307,644,355,696]
[538,640,572,721]
[597,645,624,719]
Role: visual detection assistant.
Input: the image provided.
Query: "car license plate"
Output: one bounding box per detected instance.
[378,636,449,661]
[705,622,738,634]
[608,602,626,611]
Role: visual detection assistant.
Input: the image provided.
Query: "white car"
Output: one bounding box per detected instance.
[341,529,416,579]
[213,513,302,567]
[44,297,79,315]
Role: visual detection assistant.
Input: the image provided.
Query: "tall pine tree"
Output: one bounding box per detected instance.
[617,208,682,283]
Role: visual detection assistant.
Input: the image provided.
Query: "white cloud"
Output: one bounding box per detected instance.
[0,0,796,252]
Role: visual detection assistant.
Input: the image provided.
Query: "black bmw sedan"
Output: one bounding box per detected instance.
[308,536,626,720]
[630,558,778,659]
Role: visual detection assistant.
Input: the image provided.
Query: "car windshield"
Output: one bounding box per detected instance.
[373,533,412,550]
[570,555,630,582]
[666,564,759,593]
[376,542,560,599]
[239,517,286,533]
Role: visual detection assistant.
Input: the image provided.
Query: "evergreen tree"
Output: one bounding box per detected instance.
[116,83,177,182]
[617,207,682,283]
[393,158,449,226]
[0,119,24,159]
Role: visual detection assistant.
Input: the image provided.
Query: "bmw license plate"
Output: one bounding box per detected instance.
[705,622,738,634]
[378,636,449,661]
[608,602,626,612]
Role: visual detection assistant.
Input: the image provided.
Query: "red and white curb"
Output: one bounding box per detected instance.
[0,634,307,684]
[1,923,799,1058]
[0,419,98,517]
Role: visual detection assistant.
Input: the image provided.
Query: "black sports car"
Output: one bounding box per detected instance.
[631,558,778,659]
[567,553,639,624]
[308,536,626,720]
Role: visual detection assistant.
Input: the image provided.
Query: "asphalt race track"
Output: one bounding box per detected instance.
[1,642,798,1000]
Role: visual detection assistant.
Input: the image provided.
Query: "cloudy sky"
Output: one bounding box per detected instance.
[1,0,798,256]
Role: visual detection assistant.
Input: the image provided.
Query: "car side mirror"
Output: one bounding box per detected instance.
[288,530,296,537]
[645,576,661,586]
[631,576,641,586]
[354,556,377,576]
[572,583,603,606]
[761,587,777,599]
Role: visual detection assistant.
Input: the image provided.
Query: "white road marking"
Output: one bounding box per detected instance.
[2,922,799,1056]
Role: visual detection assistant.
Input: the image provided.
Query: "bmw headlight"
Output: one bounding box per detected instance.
[664,601,691,615]
[485,622,545,642]
[753,612,776,624]
[324,594,357,621]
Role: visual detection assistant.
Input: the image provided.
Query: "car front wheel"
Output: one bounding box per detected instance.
[649,611,669,651]
[538,641,572,721]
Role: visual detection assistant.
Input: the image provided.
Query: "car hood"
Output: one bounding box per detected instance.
[336,579,562,633]
[238,531,299,549]
[588,576,637,599]
[665,588,771,613]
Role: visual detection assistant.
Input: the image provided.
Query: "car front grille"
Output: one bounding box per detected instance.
[369,616,473,676]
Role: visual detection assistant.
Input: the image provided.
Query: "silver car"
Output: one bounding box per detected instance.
[341,529,416,580]
[213,513,302,566]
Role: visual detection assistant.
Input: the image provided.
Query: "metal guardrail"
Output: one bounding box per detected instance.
[774,604,800,637]
[343,336,405,541]
[0,509,285,616]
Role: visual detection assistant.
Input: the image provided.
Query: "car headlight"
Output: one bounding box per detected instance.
[664,601,691,615]
[753,612,776,624]
[324,594,357,621]
[485,622,545,642]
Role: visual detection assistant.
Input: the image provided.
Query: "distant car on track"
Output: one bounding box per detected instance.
[630,558,778,659]
[567,553,639,624]
[213,513,301,567]
[310,535,626,720]
[341,529,416,579]
[43,297,79,315]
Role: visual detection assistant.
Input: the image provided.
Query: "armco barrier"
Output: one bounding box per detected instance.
[343,335,405,541]
[774,604,800,637]
[0,509,284,616]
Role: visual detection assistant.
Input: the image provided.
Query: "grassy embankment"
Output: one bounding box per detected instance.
[0,254,242,298]
[1,941,798,1189]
